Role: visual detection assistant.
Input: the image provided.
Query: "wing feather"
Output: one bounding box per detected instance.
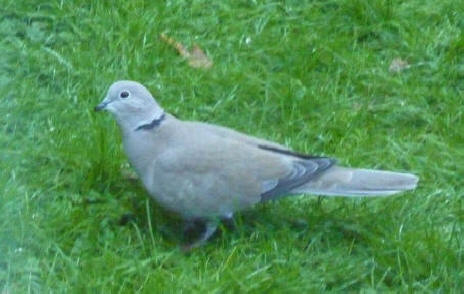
[258,145,336,201]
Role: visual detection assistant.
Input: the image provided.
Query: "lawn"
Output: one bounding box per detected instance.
[1,0,463,292]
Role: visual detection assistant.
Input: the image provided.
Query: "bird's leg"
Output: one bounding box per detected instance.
[222,212,236,230]
[182,221,218,251]
[182,220,199,236]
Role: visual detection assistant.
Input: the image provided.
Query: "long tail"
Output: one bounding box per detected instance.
[292,166,419,197]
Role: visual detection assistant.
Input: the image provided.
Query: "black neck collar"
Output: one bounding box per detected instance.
[134,113,166,131]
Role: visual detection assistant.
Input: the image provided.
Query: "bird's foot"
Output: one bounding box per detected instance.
[181,221,218,251]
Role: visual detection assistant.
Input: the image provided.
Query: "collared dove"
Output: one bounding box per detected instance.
[95,80,419,249]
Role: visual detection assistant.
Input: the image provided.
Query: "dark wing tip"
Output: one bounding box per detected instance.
[259,145,336,201]
[258,144,335,161]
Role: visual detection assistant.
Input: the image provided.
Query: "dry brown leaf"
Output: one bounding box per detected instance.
[160,33,213,69]
[188,45,213,69]
[389,57,410,73]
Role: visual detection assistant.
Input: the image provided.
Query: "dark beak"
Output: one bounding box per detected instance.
[94,100,109,112]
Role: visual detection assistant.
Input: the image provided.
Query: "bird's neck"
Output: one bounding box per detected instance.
[134,112,166,131]
[116,108,165,135]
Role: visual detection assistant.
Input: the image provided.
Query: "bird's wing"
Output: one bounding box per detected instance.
[185,121,290,150]
[256,145,335,201]
[150,124,335,217]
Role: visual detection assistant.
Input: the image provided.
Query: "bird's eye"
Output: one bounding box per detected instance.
[120,91,130,98]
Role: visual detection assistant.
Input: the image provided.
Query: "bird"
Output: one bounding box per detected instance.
[95,80,419,249]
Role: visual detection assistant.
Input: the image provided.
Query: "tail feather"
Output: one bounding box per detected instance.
[292,166,419,197]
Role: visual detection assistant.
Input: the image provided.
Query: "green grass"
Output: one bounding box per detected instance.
[1,0,463,292]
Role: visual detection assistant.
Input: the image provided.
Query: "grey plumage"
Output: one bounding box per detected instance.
[95,80,419,248]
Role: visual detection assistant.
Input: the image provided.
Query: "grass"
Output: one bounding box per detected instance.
[1,0,463,292]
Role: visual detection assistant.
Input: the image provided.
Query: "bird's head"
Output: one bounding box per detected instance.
[95,80,164,131]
